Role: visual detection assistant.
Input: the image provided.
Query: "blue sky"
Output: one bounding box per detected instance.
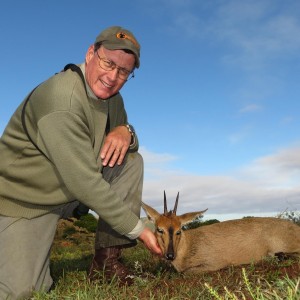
[1,0,300,220]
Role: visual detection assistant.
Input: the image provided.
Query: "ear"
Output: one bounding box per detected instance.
[141,202,161,223]
[85,45,96,64]
[178,209,208,227]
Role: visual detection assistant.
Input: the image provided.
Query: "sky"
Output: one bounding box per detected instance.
[1,0,300,221]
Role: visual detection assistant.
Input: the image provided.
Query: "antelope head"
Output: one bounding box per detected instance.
[142,191,207,261]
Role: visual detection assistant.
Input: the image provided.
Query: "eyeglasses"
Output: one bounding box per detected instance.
[96,50,134,81]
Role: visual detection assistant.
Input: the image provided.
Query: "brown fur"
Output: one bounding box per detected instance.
[142,199,300,274]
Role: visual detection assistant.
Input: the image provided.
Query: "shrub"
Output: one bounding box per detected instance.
[279,210,300,225]
[183,216,220,230]
[74,213,98,232]
[200,219,220,226]
[62,226,77,238]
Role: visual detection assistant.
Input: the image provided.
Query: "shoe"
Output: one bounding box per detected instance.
[88,246,134,285]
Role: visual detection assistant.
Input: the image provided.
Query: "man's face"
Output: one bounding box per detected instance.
[85,45,135,99]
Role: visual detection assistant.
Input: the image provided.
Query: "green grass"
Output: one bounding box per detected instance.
[29,218,300,300]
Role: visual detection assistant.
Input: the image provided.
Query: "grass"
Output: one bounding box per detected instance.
[29,218,300,300]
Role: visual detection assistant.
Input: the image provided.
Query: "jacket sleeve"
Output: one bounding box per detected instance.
[37,110,139,237]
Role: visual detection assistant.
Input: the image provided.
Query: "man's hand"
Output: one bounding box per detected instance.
[100,126,131,167]
[138,227,162,256]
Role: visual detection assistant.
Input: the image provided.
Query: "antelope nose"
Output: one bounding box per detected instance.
[166,253,175,260]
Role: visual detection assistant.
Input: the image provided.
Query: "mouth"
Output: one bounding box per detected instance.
[100,79,114,89]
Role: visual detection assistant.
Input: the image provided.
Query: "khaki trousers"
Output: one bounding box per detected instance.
[0,152,143,299]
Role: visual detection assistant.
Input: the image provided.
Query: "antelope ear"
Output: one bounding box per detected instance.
[141,202,161,223]
[179,209,208,227]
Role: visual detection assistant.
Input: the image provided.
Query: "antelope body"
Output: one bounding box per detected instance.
[142,192,300,274]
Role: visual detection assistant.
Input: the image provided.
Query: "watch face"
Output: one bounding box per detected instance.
[127,124,135,134]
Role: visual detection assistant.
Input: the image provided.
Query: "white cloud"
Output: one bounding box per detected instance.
[228,125,253,145]
[141,143,300,220]
[158,0,300,71]
[210,0,300,70]
[238,145,300,187]
[239,104,262,113]
[280,116,294,126]
[139,146,178,166]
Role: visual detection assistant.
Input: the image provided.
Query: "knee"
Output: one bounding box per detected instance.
[127,152,144,174]
[128,152,143,166]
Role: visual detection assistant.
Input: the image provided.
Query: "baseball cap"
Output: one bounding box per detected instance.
[95,26,140,68]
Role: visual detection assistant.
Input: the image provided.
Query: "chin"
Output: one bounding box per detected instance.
[95,91,113,100]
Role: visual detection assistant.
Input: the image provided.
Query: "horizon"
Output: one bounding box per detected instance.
[1,1,300,219]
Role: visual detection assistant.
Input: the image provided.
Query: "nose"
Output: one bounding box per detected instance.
[165,253,175,260]
[108,67,119,80]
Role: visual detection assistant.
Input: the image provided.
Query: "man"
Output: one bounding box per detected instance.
[0,26,161,299]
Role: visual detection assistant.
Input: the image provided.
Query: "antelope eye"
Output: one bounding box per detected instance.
[176,230,181,235]
[157,228,164,234]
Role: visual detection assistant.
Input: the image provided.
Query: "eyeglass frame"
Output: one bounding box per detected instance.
[95,47,135,81]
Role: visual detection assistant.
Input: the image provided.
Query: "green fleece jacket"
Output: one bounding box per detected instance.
[0,64,140,237]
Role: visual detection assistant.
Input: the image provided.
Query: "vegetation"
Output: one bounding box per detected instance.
[74,214,98,233]
[183,216,220,230]
[279,210,300,226]
[29,215,300,300]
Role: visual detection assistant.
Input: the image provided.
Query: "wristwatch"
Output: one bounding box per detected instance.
[124,124,136,145]
[125,124,135,136]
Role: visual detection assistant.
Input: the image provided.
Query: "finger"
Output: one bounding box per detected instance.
[151,242,162,255]
[108,147,122,167]
[148,243,162,255]
[116,147,127,165]
[100,139,112,160]
[145,232,162,255]
[102,145,116,166]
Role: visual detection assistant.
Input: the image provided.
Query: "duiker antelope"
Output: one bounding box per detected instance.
[142,192,300,274]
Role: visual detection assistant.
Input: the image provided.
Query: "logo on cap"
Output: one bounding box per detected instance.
[116,32,140,49]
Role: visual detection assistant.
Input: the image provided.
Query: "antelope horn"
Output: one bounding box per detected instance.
[173,192,179,215]
[164,190,168,215]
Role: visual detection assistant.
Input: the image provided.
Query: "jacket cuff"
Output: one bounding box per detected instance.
[124,219,145,240]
